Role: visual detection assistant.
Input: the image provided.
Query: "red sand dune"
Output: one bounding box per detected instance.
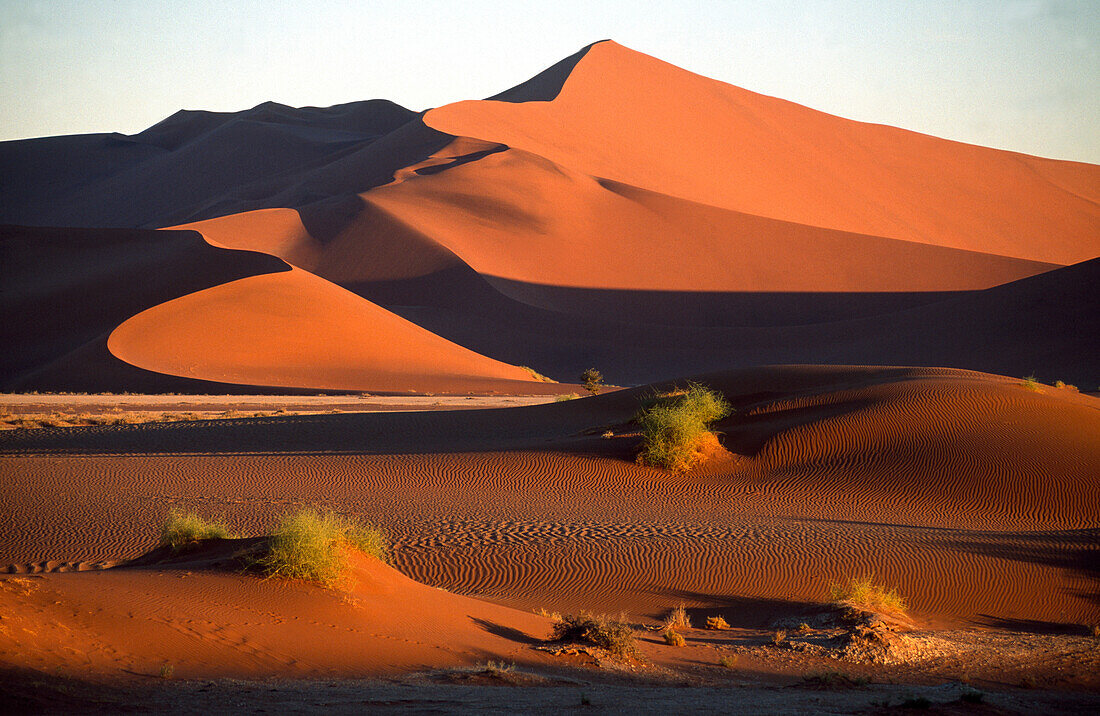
[108,267,539,393]
[0,545,554,679]
[3,40,1098,392]
[426,40,1100,265]
[3,367,1097,628]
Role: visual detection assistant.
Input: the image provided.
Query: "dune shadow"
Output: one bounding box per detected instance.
[973,616,1095,636]
[468,617,543,645]
[646,588,822,630]
[923,529,1100,578]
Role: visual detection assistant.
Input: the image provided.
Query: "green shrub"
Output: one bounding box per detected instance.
[636,383,731,473]
[551,612,637,657]
[159,509,234,551]
[581,368,605,395]
[829,575,907,615]
[254,508,388,588]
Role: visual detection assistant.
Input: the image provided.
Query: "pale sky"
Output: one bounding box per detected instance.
[1,0,1097,163]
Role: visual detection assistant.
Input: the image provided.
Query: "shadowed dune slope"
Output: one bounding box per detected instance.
[426,41,1100,265]
[0,545,554,679]
[0,100,431,229]
[2,366,1096,624]
[0,225,289,387]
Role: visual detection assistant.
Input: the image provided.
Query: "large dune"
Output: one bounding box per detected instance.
[2,40,1097,392]
[3,367,1096,627]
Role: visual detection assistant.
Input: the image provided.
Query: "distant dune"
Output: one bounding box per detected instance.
[2,39,1097,391]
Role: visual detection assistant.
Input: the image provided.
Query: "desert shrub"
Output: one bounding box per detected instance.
[1053,380,1078,391]
[159,509,234,551]
[636,383,732,473]
[1021,375,1042,391]
[705,615,731,630]
[581,368,605,395]
[663,603,691,630]
[253,508,388,588]
[551,612,637,657]
[554,393,580,402]
[662,628,686,647]
[718,655,737,669]
[829,575,907,615]
[772,629,787,644]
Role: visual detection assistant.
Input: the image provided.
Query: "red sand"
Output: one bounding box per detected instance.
[3,367,1097,638]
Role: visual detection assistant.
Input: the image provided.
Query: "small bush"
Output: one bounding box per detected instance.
[1021,375,1042,391]
[253,508,388,588]
[705,615,730,630]
[551,612,637,657]
[159,509,234,551]
[662,629,686,647]
[158,663,174,679]
[663,603,691,630]
[829,575,907,615]
[1054,380,1078,391]
[636,383,732,473]
[581,368,605,395]
[718,655,737,669]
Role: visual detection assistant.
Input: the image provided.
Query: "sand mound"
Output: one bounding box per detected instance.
[0,542,553,679]
[3,366,1096,626]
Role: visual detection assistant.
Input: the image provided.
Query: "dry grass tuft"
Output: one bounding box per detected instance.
[718,655,737,669]
[1054,380,1078,391]
[252,508,388,589]
[705,615,730,630]
[551,612,637,657]
[159,509,234,551]
[662,628,686,647]
[663,603,691,631]
[1020,375,1042,392]
[829,575,907,615]
[554,393,580,402]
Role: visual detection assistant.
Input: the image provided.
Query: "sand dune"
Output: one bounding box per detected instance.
[426,40,1100,265]
[3,40,1097,392]
[3,366,1096,627]
[0,543,554,679]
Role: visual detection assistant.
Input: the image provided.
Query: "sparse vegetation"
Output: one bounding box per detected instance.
[520,366,556,383]
[635,382,732,473]
[829,575,908,615]
[1054,380,1078,391]
[772,629,787,645]
[718,655,737,669]
[705,615,730,630]
[158,663,174,679]
[663,603,691,631]
[159,509,234,551]
[1021,375,1042,391]
[662,628,686,647]
[252,508,388,589]
[581,368,605,395]
[551,612,637,657]
[554,393,580,402]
